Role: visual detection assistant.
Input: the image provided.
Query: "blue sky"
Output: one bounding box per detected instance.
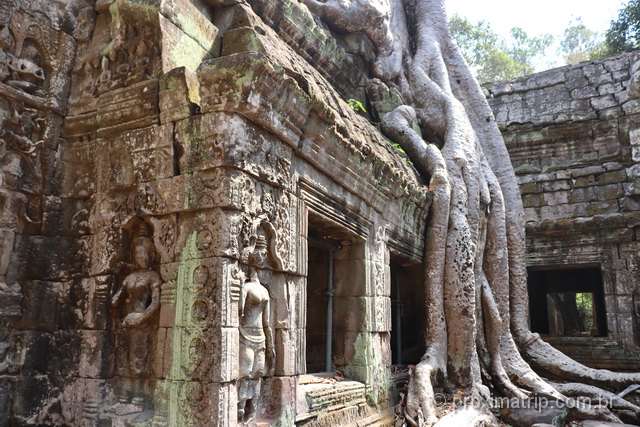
[445,0,628,70]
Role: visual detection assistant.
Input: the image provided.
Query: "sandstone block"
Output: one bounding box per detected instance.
[168,326,238,383]
[371,296,391,333]
[15,281,64,332]
[78,329,112,379]
[597,170,627,185]
[571,86,598,100]
[613,69,631,82]
[524,207,539,224]
[275,328,298,376]
[598,184,624,200]
[522,194,542,208]
[176,209,243,261]
[565,75,589,91]
[159,67,201,124]
[209,382,238,427]
[520,182,541,195]
[97,80,160,137]
[333,297,367,333]
[591,94,619,111]
[155,327,170,378]
[622,99,640,115]
[542,191,569,206]
[599,107,623,120]
[158,14,212,73]
[259,376,296,422]
[598,83,624,95]
[334,258,368,297]
[173,257,242,329]
[569,187,597,204]
[76,276,113,330]
[9,376,49,425]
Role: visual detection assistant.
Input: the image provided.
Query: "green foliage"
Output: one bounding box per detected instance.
[604,0,640,55]
[509,27,554,74]
[347,98,367,112]
[575,292,594,332]
[559,18,605,64]
[386,140,413,165]
[449,14,553,82]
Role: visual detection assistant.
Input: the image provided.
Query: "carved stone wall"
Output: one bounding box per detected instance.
[487,53,640,369]
[0,0,83,424]
[7,0,640,423]
[1,0,427,425]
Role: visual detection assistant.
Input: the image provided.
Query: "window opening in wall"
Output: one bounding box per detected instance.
[390,261,425,365]
[306,215,363,375]
[528,267,607,337]
[306,234,338,373]
[547,292,595,336]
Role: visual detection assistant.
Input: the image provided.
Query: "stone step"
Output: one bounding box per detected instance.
[303,380,367,414]
[345,411,395,427]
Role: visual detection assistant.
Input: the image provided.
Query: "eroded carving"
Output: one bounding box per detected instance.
[0,9,52,96]
[95,23,159,97]
[0,153,38,298]
[0,325,22,374]
[0,9,53,190]
[109,221,161,415]
[237,235,277,424]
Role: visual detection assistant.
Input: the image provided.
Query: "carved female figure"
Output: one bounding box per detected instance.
[111,223,161,412]
[237,235,275,423]
[0,155,38,294]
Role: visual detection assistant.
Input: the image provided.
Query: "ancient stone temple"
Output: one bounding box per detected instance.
[0,0,427,425]
[2,0,640,425]
[486,56,640,371]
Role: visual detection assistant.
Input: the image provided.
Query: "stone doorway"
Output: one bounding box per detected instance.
[528,267,608,337]
[305,214,366,375]
[390,262,425,366]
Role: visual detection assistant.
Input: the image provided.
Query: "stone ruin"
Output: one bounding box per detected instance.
[486,55,640,371]
[0,0,639,425]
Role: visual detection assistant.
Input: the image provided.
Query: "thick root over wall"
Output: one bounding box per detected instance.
[300,0,640,425]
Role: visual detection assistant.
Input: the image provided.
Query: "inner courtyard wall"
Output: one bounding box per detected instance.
[486,53,640,369]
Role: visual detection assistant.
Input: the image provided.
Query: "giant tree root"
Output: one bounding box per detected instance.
[432,406,493,427]
[296,0,640,424]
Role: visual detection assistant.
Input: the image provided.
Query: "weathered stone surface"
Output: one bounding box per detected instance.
[4,0,640,423]
[489,52,640,368]
[0,0,435,422]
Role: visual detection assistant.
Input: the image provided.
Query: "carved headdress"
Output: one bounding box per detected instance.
[131,221,156,265]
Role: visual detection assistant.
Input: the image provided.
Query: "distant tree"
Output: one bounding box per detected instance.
[449,14,552,83]
[559,18,605,64]
[508,27,553,73]
[448,15,501,72]
[604,0,640,54]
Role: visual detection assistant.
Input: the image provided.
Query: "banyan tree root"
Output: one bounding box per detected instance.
[298,0,640,424]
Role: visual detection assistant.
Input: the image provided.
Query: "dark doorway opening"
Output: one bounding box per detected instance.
[528,267,607,337]
[306,233,338,373]
[305,214,364,374]
[390,261,425,365]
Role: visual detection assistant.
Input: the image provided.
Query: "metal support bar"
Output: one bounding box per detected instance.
[325,247,334,372]
[393,269,402,365]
